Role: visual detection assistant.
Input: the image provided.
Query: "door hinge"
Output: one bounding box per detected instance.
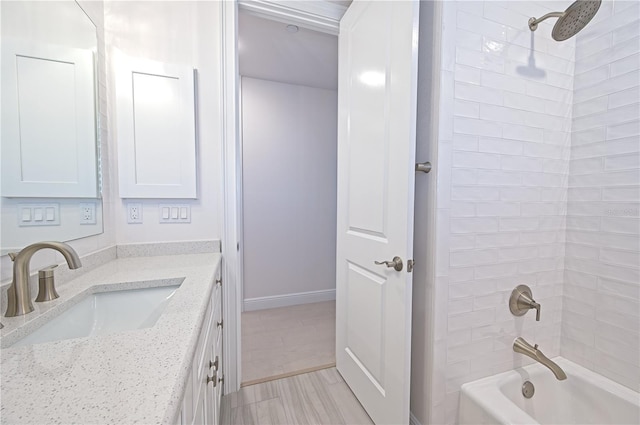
[217,320,223,329]
[216,278,222,287]
[407,259,414,272]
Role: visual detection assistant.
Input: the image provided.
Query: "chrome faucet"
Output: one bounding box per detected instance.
[513,337,567,380]
[4,241,82,317]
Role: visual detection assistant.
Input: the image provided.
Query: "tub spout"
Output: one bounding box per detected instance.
[513,337,567,380]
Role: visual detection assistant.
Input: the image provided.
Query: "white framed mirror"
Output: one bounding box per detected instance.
[0,0,103,253]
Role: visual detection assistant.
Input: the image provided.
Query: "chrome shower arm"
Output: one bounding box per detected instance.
[528,12,564,31]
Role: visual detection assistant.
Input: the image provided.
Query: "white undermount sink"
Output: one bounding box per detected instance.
[10,285,180,347]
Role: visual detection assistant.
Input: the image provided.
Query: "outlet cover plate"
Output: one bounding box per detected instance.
[127,203,143,224]
[79,202,97,225]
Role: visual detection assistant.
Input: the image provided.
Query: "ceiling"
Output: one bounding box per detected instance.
[238,9,339,90]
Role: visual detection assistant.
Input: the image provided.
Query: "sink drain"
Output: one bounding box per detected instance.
[522,381,535,399]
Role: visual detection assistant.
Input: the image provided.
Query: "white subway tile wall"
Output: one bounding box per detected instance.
[432,2,575,422]
[563,0,640,392]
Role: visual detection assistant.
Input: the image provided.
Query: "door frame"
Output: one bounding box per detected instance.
[220,0,348,394]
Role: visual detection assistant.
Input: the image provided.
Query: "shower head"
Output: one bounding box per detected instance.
[528,0,601,41]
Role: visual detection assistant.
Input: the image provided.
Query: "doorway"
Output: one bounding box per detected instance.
[224,2,432,423]
[237,8,340,386]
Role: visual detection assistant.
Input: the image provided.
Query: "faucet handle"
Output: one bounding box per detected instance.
[509,285,541,321]
[533,302,541,321]
[35,265,59,302]
[8,252,17,261]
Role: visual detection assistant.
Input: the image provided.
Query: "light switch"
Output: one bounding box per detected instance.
[45,207,55,221]
[158,204,191,223]
[21,208,32,222]
[18,203,60,227]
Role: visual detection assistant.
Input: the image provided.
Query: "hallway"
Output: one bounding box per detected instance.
[241,301,336,385]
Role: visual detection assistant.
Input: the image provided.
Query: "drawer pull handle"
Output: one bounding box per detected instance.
[209,356,219,371]
[207,371,217,387]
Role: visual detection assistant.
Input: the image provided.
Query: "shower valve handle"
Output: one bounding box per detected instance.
[509,285,541,321]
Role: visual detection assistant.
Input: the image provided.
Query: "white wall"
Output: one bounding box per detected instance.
[104,1,223,245]
[415,2,640,424]
[241,77,337,304]
[238,11,338,91]
[2,0,224,283]
[562,0,639,391]
[419,2,577,423]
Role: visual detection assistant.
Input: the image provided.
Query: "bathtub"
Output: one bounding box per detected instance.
[459,357,640,425]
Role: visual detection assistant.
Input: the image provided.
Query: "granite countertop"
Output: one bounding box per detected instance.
[0,253,221,424]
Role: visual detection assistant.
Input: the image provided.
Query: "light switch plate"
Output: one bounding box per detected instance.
[18,203,60,227]
[159,204,191,223]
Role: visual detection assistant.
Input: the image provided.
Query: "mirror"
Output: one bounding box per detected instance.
[0,1,103,253]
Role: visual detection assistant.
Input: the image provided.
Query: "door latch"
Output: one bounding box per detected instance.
[374,256,403,271]
[407,259,414,272]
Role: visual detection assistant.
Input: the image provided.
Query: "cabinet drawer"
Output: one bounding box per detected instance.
[213,323,223,411]
[194,294,215,379]
[192,303,214,405]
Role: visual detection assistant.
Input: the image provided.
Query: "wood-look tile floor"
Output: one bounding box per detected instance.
[221,367,373,425]
[242,301,336,385]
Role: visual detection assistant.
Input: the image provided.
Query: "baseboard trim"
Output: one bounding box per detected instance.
[243,289,336,311]
[410,412,423,425]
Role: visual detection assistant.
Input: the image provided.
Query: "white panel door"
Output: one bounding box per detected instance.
[335,1,419,424]
[1,40,97,198]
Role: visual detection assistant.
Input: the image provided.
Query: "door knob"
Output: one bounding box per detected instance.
[416,162,432,173]
[374,256,403,271]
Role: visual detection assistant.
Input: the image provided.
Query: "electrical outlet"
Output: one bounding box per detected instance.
[127,203,143,224]
[79,202,97,225]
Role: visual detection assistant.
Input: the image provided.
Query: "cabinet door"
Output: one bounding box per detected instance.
[201,329,216,425]
[193,341,214,424]
[115,50,197,199]
[214,326,223,423]
[186,273,222,425]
